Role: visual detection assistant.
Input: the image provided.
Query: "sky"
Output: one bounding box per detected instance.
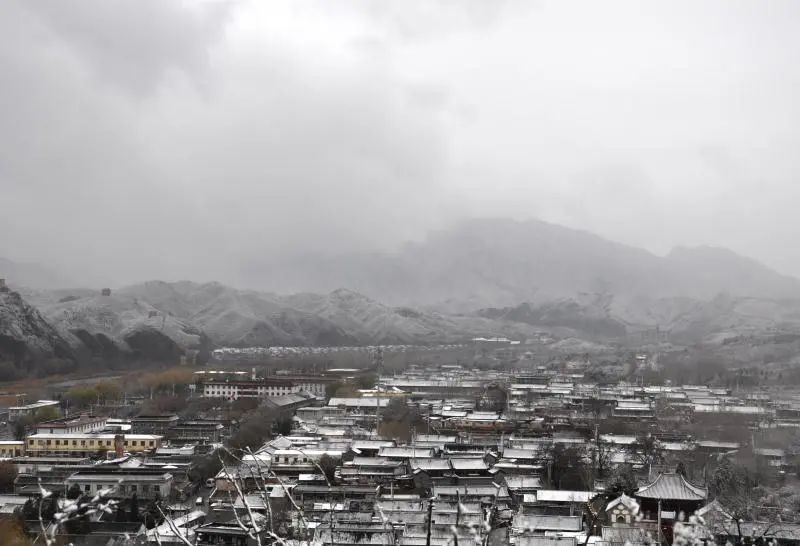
[2,0,800,286]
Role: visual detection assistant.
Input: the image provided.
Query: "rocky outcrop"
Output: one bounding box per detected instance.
[0,290,75,364]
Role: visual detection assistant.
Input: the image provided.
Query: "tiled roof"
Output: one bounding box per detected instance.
[536,490,594,503]
[514,515,582,532]
[605,493,639,513]
[636,473,706,501]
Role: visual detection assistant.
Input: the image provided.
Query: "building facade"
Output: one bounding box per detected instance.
[25,433,162,457]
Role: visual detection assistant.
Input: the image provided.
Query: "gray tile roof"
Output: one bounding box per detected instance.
[636,473,706,501]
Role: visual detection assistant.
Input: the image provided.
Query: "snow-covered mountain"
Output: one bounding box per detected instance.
[0,289,74,366]
[19,281,551,356]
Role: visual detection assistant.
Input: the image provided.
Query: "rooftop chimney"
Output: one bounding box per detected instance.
[114,434,125,458]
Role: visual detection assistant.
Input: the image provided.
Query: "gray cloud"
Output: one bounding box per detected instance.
[1,0,800,288]
[22,0,232,95]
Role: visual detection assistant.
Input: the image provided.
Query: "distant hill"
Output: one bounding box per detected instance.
[20,281,551,355]
[251,218,800,308]
[5,217,800,370]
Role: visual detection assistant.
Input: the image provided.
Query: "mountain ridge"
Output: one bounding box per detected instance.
[247,218,800,307]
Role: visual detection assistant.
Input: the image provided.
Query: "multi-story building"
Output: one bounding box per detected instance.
[202,379,301,400]
[35,415,107,435]
[25,433,162,457]
[65,468,173,500]
[167,420,225,444]
[131,414,180,436]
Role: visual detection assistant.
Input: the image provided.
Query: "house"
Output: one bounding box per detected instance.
[167,420,225,444]
[260,392,317,413]
[349,439,395,456]
[195,521,262,545]
[327,397,391,414]
[513,514,583,534]
[8,400,60,421]
[293,484,378,512]
[65,468,174,500]
[36,415,107,435]
[146,510,206,544]
[0,440,24,458]
[503,475,543,503]
[340,456,406,485]
[379,446,435,460]
[131,414,180,436]
[530,490,594,516]
[605,494,640,524]
[432,483,511,510]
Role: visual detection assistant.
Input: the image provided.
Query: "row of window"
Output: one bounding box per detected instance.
[79,483,163,495]
[276,455,324,464]
[30,439,156,448]
[206,387,293,392]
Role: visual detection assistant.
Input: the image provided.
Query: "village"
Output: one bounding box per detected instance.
[0,345,798,546]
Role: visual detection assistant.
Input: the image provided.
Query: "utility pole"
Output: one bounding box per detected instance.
[425,496,434,546]
[454,490,461,546]
[657,498,662,545]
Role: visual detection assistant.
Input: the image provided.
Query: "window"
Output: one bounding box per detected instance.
[84,484,90,492]
[55,440,60,446]
[72,440,77,446]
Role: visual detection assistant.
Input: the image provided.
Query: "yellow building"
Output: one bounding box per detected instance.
[25,433,162,457]
[0,440,24,458]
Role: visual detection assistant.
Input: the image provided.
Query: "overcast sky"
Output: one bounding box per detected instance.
[2,0,800,286]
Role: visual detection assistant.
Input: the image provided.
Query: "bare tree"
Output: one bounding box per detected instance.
[626,434,662,470]
[707,457,786,545]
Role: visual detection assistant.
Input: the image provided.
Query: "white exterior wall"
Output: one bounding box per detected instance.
[202,381,324,400]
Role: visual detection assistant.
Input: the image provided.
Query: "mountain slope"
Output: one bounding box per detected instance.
[119,282,551,346]
[251,218,800,307]
[117,281,358,347]
[0,289,75,365]
[36,291,210,360]
[282,288,543,344]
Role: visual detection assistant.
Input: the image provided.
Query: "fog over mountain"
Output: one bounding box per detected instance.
[2,1,800,369]
[2,1,800,287]
[246,218,800,308]
[3,214,800,364]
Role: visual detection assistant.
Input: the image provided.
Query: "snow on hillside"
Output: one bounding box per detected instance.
[39,292,205,350]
